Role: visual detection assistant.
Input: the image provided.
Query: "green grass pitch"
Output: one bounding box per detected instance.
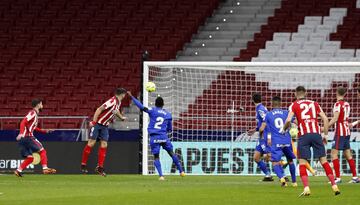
[0,175,359,205]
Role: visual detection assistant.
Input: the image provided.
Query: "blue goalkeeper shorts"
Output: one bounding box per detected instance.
[149,134,173,155]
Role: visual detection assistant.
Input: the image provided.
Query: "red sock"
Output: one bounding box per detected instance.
[322,162,336,185]
[347,159,357,177]
[299,164,309,187]
[18,156,34,171]
[81,145,92,165]
[39,149,48,168]
[332,159,340,178]
[98,147,107,167]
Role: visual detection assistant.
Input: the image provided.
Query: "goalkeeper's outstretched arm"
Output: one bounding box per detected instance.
[127,91,149,113]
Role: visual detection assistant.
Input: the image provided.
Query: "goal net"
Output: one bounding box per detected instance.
[142,62,360,175]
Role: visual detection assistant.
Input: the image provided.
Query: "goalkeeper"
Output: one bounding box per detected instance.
[128,91,185,180]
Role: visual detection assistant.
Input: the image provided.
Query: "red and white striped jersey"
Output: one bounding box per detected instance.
[97,96,121,126]
[289,99,323,136]
[333,100,351,136]
[19,109,46,137]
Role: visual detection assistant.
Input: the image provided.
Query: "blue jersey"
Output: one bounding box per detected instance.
[256,103,268,131]
[146,107,172,136]
[265,108,291,145]
[130,96,172,136]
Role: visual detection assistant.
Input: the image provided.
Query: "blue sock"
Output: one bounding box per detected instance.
[273,164,285,179]
[289,163,296,183]
[257,161,270,175]
[154,159,163,177]
[172,155,183,173]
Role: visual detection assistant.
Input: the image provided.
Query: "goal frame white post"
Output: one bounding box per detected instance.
[142,62,360,175]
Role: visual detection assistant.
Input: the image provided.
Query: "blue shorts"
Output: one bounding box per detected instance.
[255,139,270,154]
[89,123,109,141]
[332,135,350,150]
[271,143,296,162]
[149,134,173,155]
[18,137,43,158]
[297,133,326,159]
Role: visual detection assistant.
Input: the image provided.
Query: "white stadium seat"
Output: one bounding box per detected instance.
[322,16,340,26]
[297,50,315,58]
[265,41,283,50]
[273,32,291,42]
[277,50,296,58]
[335,49,355,57]
[309,33,328,41]
[315,25,335,34]
[291,33,308,42]
[298,25,316,33]
[258,49,276,57]
[321,41,341,50]
[283,41,302,50]
[329,8,347,18]
[304,16,322,26]
[303,42,321,51]
[356,49,360,57]
[316,50,335,58]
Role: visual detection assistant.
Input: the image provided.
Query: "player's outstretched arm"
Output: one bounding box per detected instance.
[127,91,149,113]
[350,120,359,128]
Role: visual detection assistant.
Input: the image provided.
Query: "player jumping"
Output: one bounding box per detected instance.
[81,88,127,176]
[248,93,273,181]
[328,87,359,183]
[128,91,184,180]
[260,96,297,187]
[283,86,340,196]
[14,99,56,177]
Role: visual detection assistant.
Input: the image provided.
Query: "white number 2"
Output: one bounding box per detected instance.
[300,103,316,120]
[154,117,164,129]
[274,118,284,132]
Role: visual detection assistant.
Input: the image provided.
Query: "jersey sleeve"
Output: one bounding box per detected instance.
[333,102,341,113]
[258,109,266,121]
[288,103,295,113]
[102,98,115,110]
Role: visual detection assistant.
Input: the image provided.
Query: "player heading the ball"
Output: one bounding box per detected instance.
[283,86,340,196]
[14,99,56,177]
[128,91,185,180]
[81,88,127,177]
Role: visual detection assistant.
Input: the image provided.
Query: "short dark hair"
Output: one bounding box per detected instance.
[155,97,164,108]
[272,96,281,102]
[272,96,281,106]
[31,99,42,108]
[115,88,126,96]
[337,86,347,96]
[295,86,306,93]
[252,93,262,103]
[358,87,360,93]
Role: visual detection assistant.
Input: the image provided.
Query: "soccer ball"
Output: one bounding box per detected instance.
[145,82,156,92]
[32,152,41,165]
[289,127,299,139]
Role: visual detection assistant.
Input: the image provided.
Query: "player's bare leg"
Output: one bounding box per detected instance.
[95,140,107,177]
[344,149,359,183]
[81,139,96,174]
[254,151,273,181]
[39,149,56,174]
[320,157,340,195]
[14,155,34,177]
[331,149,342,183]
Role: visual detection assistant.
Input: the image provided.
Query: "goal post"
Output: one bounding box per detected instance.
[142,62,360,176]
